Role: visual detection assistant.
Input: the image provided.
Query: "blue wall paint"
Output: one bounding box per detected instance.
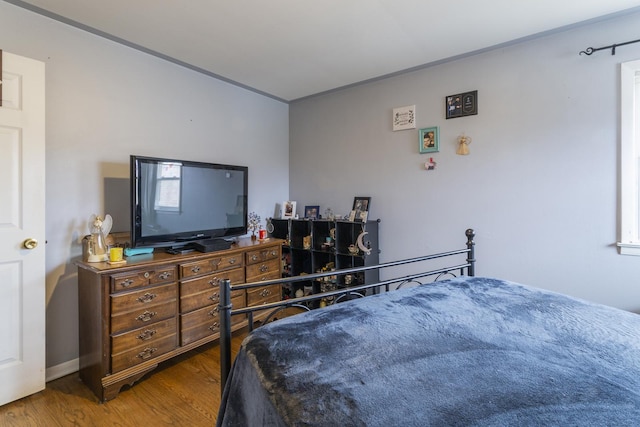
[290,11,640,312]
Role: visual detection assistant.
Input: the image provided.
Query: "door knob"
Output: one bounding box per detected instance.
[23,238,38,250]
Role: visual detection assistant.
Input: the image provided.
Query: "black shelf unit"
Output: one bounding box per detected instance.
[269,218,380,306]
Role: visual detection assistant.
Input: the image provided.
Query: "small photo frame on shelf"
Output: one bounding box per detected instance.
[352,197,371,222]
[419,127,439,154]
[304,205,320,219]
[283,201,297,218]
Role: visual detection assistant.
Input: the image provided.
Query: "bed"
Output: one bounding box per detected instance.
[216,230,640,425]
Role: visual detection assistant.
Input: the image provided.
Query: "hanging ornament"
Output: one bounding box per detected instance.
[425,157,437,170]
[456,134,472,155]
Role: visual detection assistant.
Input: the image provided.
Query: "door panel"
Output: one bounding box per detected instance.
[0,50,46,406]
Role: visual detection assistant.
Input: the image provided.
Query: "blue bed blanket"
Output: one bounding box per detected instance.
[217,277,640,426]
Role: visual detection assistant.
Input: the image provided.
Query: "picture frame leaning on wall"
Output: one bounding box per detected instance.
[351,197,371,222]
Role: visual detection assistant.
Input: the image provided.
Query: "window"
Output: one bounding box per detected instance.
[154,162,181,212]
[618,60,640,255]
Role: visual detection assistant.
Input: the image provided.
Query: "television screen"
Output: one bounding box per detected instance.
[131,155,248,250]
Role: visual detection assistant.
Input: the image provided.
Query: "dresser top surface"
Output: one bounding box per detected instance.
[76,238,283,273]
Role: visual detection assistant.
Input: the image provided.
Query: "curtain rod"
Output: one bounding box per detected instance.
[579,38,640,56]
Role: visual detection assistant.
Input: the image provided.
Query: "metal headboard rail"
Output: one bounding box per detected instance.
[228,247,473,292]
[218,228,475,391]
[229,262,472,319]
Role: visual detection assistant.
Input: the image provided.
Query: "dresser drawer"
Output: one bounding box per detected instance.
[180,268,244,313]
[246,259,280,282]
[180,294,245,346]
[111,333,177,373]
[246,246,281,265]
[247,283,282,322]
[110,267,177,293]
[181,293,245,330]
[246,283,281,307]
[180,268,245,297]
[180,254,244,279]
[111,299,177,335]
[111,283,177,317]
[180,289,219,313]
[180,287,245,314]
[111,317,177,356]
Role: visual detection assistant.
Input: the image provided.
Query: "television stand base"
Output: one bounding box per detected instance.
[165,247,196,255]
[191,239,233,252]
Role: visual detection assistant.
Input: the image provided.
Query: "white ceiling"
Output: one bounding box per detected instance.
[8,0,640,102]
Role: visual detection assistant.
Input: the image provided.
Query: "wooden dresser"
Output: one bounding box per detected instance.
[77,238,282,402]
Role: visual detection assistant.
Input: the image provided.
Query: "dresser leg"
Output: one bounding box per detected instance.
[101,364,158,401]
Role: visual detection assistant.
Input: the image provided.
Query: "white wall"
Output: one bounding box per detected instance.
[0,2,289,369]
[290,11,640,312]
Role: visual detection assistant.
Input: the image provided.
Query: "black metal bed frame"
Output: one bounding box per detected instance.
[218,228,476,392]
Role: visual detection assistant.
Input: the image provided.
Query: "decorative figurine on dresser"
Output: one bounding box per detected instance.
[83,214,112,262]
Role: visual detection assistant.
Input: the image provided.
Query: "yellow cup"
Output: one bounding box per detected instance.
[109,247,123,262]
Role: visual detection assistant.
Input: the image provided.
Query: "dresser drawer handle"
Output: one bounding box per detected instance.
[143,272,150,279]
[208,322,220,331]
[270,250,278,257]
[228,258,237,264]
[136,347,158,360]
[251,254,259,261]
[191,266,201,273]
[137,292,157,303]
[259,288,271,297]
[119,279,134,288]
[208,277,221,287]
[135,311,157,322]
[158,271,171,280]
[137,329,157,341]
[208,292,220,301]
[208,307,220,316]
[259,264,269,272]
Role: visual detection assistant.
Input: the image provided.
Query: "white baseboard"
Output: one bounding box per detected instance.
[46,358,79,382]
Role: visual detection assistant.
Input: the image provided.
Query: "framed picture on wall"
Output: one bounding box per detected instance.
[419,127,439,154]
[392,105,416,131]
[446,90,477,119]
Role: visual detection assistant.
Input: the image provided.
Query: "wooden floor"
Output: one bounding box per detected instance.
[0,331,248,427]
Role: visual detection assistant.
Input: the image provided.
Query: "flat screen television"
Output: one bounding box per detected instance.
[130,155,248,252]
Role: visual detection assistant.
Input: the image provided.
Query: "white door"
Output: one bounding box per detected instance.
[0,51,46,406]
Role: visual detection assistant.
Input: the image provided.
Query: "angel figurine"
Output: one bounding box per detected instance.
[456,134,472,155]
[86,214,112,262]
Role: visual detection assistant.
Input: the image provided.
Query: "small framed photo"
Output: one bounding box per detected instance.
[446,90,477,119]
[304,205,320,219]
[392,105,416,131]
[283,201,297,218]
[349,210,369,222]
[419,127,439,154]
[352,197,371,222]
